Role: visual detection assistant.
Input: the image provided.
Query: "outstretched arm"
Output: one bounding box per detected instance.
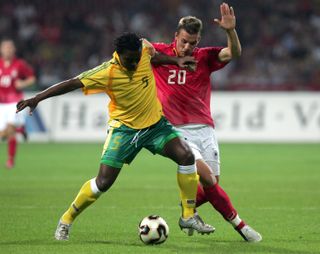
[16,78,84,115]
[214,2,242,62]
[151,52,196,69]
[143,38,196,70]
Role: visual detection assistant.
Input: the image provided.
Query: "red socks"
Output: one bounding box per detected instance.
[197,184,237,221]
[8,137,17,162]
[196,184,207,207]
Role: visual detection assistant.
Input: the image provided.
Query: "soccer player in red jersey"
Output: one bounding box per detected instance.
[152,3,262,242]
[0,39,36,168]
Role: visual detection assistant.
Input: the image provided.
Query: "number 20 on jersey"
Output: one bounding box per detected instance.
[167,70,186,85]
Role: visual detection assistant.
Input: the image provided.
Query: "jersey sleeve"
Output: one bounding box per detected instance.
[19,60,34,78]
[202,47,229,72]
[78,62,110,95]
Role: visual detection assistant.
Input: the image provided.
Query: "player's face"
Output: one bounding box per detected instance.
[175,29,200,57]
[119,49,142,71]
[0,40,16,60]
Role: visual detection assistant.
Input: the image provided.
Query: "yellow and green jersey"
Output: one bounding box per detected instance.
[78,46,163,129]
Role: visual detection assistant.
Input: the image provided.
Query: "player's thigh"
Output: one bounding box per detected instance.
[100,125,142,168]
[144,117,194,164]
[177,125,221,176]
[174,125,204,160]
[0,103,10,131]
[202,128,221,176]
[144,117,181,155]
[161,137,195,165]
[15,108,27,127]
[0,103,18,134]
[5,103,19,126]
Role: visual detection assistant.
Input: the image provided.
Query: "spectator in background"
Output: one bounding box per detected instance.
[0,38,36,168]
[0,0,318,91]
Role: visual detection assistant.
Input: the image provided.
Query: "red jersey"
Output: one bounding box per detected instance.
[152,42,227,127]
[0,57,34,103]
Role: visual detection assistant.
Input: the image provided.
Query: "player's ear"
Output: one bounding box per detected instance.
[197,35,201,45]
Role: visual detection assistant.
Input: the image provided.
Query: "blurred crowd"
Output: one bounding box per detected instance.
[0,0,319,90]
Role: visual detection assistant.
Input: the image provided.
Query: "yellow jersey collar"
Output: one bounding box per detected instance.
[112,51,127,70]
[112,48,144,71]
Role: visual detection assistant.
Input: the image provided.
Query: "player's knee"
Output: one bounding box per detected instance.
[6,125,16,137]
[200,174,217,187]
[178,148,195,165]
[95,176,114,192]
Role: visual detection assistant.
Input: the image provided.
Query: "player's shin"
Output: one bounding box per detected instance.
[177,164,197,219]
[196,184,208,207]
[203,184,237,221]
[7,136,17,167]
[61,178,102,224]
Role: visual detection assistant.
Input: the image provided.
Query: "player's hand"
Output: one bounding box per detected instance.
[177,56,197,71]
[15,79,25,90]
[16,97,39,115]
[214,2,236,31]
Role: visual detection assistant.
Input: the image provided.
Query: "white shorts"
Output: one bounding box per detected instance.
[176,124,221,176]
[0,103,26,131]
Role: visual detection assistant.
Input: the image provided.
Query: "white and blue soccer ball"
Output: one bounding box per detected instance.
[138,215,169,245]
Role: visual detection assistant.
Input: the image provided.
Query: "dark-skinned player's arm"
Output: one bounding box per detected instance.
[142,38,196,70]
[16,78,84,115]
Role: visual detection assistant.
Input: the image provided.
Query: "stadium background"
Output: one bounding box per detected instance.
[1,0,319,142]
[1,1,320,254]
[1,0,319,91]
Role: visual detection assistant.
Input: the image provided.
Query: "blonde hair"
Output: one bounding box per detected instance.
[177,16,203,34]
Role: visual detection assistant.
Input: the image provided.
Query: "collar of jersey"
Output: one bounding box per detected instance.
[1,57,17,67]
[112,51,129,71]
[172,41,179,56]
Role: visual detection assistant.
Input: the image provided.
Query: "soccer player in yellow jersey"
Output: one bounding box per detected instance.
[16,33,214,240]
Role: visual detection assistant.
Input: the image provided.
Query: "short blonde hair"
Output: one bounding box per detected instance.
[177,16,203,34]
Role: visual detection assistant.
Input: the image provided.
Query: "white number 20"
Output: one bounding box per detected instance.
[168,70,186,85]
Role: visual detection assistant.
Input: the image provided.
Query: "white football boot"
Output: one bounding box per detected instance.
[239,225,262,242]
[179,214,215,236]
[55,221,72,240]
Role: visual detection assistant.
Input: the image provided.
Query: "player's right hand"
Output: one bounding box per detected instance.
[16,97,39,115]
[177,56,197,71]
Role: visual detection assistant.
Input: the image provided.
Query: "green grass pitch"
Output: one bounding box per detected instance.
[0,143,320,254]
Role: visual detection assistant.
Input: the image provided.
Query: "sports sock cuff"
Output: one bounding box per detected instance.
[231,215,243,228]
[235,220,246,231]
[90,178,102,195]
[178,164,196,174]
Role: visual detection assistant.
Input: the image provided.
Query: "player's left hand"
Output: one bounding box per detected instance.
[214,2,236,31]
[15,79,25,90]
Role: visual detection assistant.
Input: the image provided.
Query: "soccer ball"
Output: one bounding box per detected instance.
[138,215,169,245]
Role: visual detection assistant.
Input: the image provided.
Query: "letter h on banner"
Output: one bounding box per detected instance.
[62,102,87,129]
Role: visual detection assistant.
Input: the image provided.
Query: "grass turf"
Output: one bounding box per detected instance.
[0,143,320,254]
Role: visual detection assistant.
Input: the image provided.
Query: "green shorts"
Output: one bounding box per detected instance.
[100,116,180,168]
